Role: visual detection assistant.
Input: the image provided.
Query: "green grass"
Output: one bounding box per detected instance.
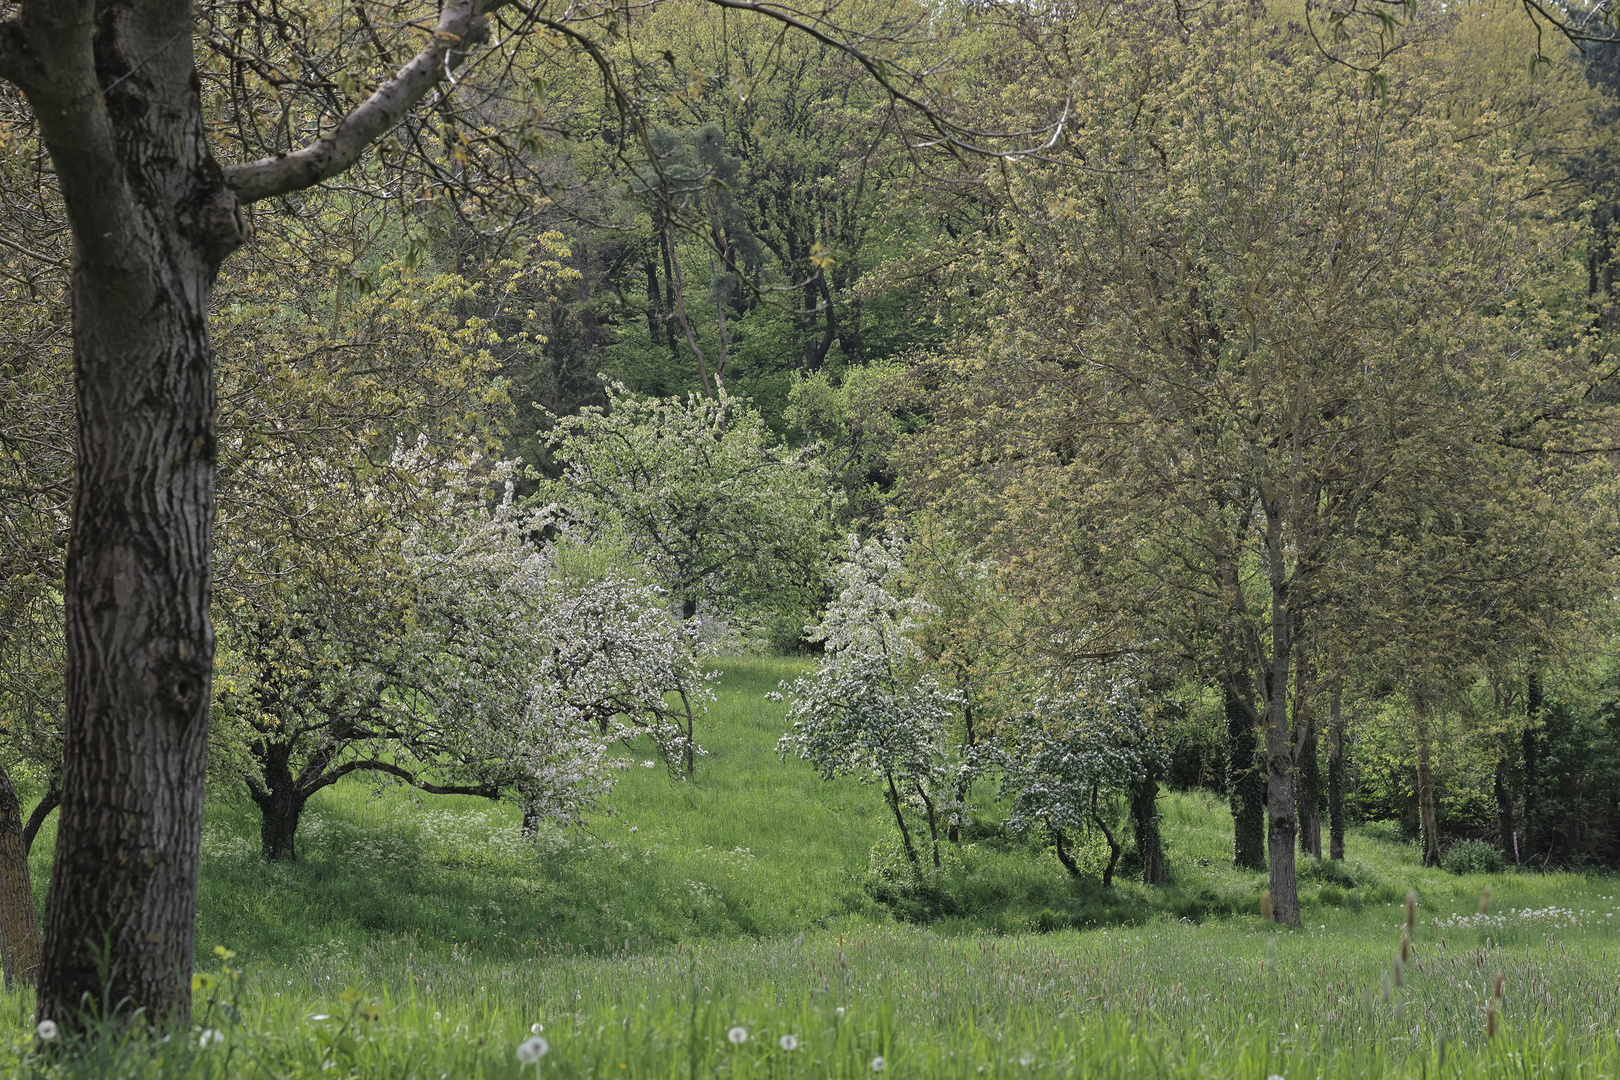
[5,656,1620,1077]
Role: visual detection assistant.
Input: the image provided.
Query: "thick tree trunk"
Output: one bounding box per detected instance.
[1226,684,1266,870]
[0,764,42,989]
[9,1,247,1031]
[249,748,310,862]
[1328,687,1345,862]
[1131,770,1165,885]
[1411,683,1441,868]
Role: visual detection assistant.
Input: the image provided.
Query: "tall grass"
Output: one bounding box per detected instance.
[4,656,1618,1077]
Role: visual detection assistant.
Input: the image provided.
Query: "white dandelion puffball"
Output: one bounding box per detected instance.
[517,1035,549,1063]
[835,1006,846,1018]
[780,1034,799,1051]
[872,1055,888,1071]
[1020,1053,1035,1066]
[531,1023,544,1034]
[35,1020,57,1041]
[198,1029,225,1047]
[728,1026,748,1044]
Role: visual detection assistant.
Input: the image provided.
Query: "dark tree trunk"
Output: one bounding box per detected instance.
[1131,769,1165,885]
[1297,713,1321,859]
[8,1,245,1031]
[1089,786,1121,888]
[0,0,501,1033]
[1328,686,1345,862]
[1495,753,1516,863]
[884,772,919,866]
[1049,822,1081,878]
[0,764,42,989]
[248,747,310,862]
[1226,684,1266,870]
[1523,669,1542,858]
[948,696,975,844]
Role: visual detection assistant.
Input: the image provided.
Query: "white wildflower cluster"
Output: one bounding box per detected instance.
[776,533,961,866]
[1436,906,1587,930]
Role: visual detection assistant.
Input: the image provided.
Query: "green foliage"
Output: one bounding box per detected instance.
[544,383,837,632]
[1442,839,1505,875]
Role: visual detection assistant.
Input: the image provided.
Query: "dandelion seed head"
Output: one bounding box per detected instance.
[517,1035,549,1063]
[728,1026,748,1044]
[35,1020,57,1041]
[531,1023,544,1034]
[198,1029,225,1047]
[872,1055,887,1071]
[780,1034,799,1050]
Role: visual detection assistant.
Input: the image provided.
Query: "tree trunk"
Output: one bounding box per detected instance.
[1089,786,1121,888]
[9,2,247,1031]
[1131,769,1165,885]
[1298,727,1321,858]
[1328,686,1345,862]
[1411,682,1441,868]
[0,764,42,989]
[1226,684,1266,870]
[1049,823,1081,878]
[1495,753,1515,863]
[1523,669,1541,858]
[884,772,919,865]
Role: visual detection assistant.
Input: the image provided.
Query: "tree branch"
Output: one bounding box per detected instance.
[316,758,500,800]
[225,0,510,204]
[22,785,58,855]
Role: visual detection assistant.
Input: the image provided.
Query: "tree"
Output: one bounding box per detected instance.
[990,687,1166,887]
[776,533,960,868]
[902,11,1589,925]
[544,382,835,635]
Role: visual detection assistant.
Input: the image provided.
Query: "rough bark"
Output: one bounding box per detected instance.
[1328,685,1345,862]
[1131,770,1165,885]
[1225,683,1266,870]
[1295,659,1321,859]
[1495,753,1516,863]
[0,764,41,989]
[246,746,310,862]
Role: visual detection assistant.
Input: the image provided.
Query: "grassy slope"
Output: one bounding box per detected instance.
[5,656,1619,1077]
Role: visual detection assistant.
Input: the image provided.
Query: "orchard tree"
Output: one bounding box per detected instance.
[991,687,1166,887]
[776,533,960,868]
[545,382,836,633]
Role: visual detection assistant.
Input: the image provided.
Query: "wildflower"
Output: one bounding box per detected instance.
[728,1026,748,1044]
[198,1029,225,1047]
[517,1035,550,1063]
[641,761,657,768]
[836,1007,846,1018]
[872,1055,888,1071]
[780,1034,799,1050]
[531,1023,544,1035]
[35,1020,57,1041]
[1020,1053,1035,1066]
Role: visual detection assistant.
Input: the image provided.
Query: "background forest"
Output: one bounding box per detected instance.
[4,0,1620,1075]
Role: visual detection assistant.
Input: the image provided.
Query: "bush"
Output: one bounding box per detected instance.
[1442,839,1504,875]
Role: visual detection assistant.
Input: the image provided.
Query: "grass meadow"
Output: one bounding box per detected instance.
[4,657,1619,1077]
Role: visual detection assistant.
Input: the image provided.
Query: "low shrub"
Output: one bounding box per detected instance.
[1442,838,1504,875]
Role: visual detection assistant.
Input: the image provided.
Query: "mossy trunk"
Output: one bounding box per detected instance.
[1327,687,1345,862]
[1131,770,1165,885]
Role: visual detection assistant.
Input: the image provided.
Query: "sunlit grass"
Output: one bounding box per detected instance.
[4,655,1618,1077]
